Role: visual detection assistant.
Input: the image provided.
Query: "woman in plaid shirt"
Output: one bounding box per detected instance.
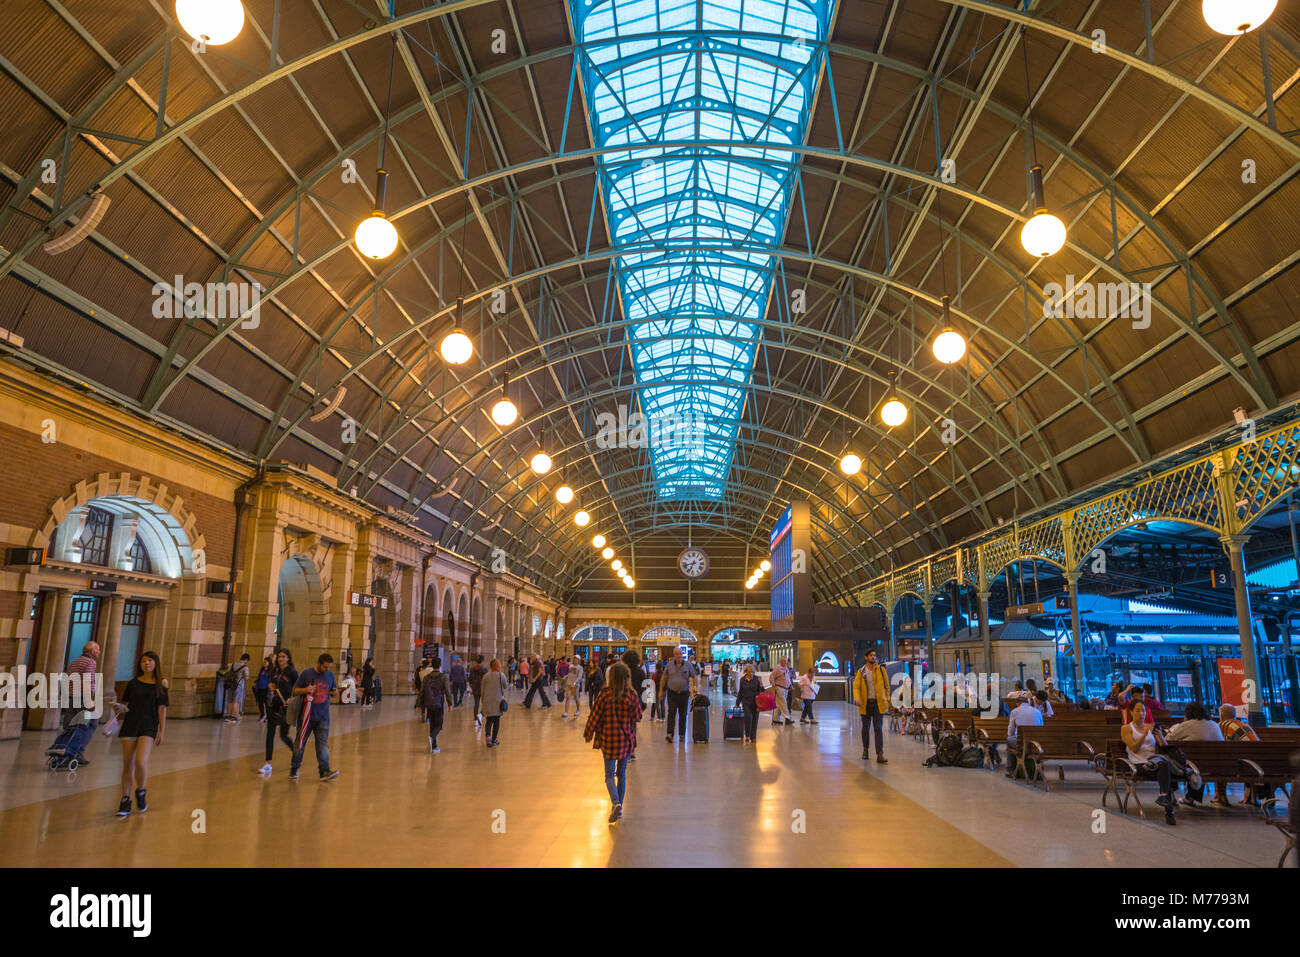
[583,661,643,823]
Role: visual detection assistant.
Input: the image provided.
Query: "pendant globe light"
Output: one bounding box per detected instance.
[880,370,908,428]
[760,559,771,572]
[440,304,474,364]
[601,547,614,560]
[354,37,400,260]
[574,510,590,527]
[745,579,756,590]
[1202,0,1276,34]
[611,559,623,572]
[555,484,574,504]
[616,567,627,578]
[932,296,966,364]
[529,450,552,475]
[1017,30,1066,258]
[592,534,607,549]
[839,452,862,476]
[624,577,635,589]
[176,0,245,46]
[491,375,518,427]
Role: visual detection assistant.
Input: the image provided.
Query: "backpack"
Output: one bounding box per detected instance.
[223,664,245,693]
[422,674,444,709]
[924,733,963,767]
[956,746,983,768]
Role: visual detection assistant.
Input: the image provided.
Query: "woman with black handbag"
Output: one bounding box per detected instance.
[257,649,298,775]
[480,659,508,748]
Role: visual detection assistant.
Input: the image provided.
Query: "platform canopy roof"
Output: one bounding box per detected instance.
[1,0,1297,603]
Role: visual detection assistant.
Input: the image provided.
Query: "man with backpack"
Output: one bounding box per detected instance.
[853,649,889,764]
[421,658,452,753]
[449,656,468,708]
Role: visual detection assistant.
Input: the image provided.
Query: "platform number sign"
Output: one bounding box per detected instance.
[678,547,709,579]
[1210,569,1232,589]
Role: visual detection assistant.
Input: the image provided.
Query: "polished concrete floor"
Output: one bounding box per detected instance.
[0,691,1287,867]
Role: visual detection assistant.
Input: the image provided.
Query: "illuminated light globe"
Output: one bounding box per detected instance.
[1202,0,1276,34]
[932,328,967,364]
[839,453,862,476]
[601,547,614,560]
[491,397,518,427]
[592,534,606,549]
[354,213,399,260]
[745,579,756,590]
[574,510,590,527]
[760,559,771,572]
[616,568,627,578]
[555,485,573,504]
[529,451,552,475]
[880,398,908,428]
[440,329,473,365]
[624,577,635,588]
[1020,210,1066,258]
[611,559,622,571]
[177,0,245,45]
[755,566,765,578]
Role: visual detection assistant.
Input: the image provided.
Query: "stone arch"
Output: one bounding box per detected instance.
[472,595,483,656]
[36,472,208,580]
[442,586,456,651]
[457,591,469,653]
[277,554,325,655]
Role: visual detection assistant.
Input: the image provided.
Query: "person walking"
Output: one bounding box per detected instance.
[112,651,168,815]
[797,667,818,723]
[582,661,643,824]
[420,657,452,753]
[415,658,433,716]
[720,659,731,696]
[479,659,508,748]
[517,656,530,694]
[449,656,468,708]
[469,655,487,730]
[734,664,763,744]
[660,646,698,744]
[255,656,272,722]
[620,650,646,721]
[769,657,795,727]
[62,640,101,763]
[290,653,340,781]
[585,659,604,712]
[257,648,298,775]
[360,658,376,709]
[523,654,551,709]
[223,653,250,723]
[853,650,889,764]
[562,658,583,718]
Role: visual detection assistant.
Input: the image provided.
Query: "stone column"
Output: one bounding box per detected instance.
[28,588,73,730]
[98,594,127,702]
[922,597,934,669]
[1224,534,1265,725]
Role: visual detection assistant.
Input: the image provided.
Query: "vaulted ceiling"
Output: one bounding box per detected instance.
[1,0,1297,605]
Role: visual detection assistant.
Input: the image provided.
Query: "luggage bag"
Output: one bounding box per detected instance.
[723,707,744,740]
[691,704,709,742]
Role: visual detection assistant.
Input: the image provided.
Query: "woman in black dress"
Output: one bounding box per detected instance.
[113,651,168,816]
[360,658,376,709]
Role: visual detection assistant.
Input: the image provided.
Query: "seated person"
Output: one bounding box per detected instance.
[1003,697,1044,777]
[1165,702,1223,742]
[1032,689,1054,718]
[1044,679,1068,704]
[1121,686,1154,725]
[1120,709,1179,825]
[1217,703,1258,741]
[1008,680,1030,704]
[1104,681,1131,710]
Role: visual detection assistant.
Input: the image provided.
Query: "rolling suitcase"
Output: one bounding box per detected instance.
[691,703,709,742]
[723,707,744,740]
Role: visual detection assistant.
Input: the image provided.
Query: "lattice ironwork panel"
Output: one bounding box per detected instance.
[1071,458,1222,561]
[1019,517,1065,569]
[960,545,980,588]
[1231,423,1300,529]
[900,567,926,599]
[930,554,958,592]
[981,532,1019,590]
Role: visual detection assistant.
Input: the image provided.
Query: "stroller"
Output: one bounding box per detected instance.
[46,710,94,772]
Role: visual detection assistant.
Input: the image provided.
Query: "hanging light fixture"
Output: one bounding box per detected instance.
[601,547,614,560]
[611,559,623,572]
[839,453,862,476]
[745,579,756,590]
[555,485,574,504]
[760,559,771,572]
[592,534,606,549]
[624,577,635,589]
[490,375,518,427]
[353,36,401,260]
[529,451,552,475]
[176,0,245,46]
[616,567,627,578]
[1020,166,1066,258]
[1202,0,1276,34]
[439,298,474,364]
[932,296,966,364]
[574,510,590,527]
[880,371,908,427]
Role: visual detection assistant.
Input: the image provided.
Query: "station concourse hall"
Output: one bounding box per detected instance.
[0,0,1299,913]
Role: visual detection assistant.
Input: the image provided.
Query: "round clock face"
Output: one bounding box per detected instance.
[678,547,709,579]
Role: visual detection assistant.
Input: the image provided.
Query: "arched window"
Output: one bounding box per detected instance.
[643,625,697,644]
[50,495,189,578]
[127,536,153,574]
[572,624,629,644]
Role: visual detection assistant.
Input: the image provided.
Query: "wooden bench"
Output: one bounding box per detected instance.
[1174,741,1297,819]
[1016,722,1116,790]
[938,708,980,742]
[1255,727,1300,744]
[913,707,942,742]
[987,712,1118,779]
[972,717,1010,768]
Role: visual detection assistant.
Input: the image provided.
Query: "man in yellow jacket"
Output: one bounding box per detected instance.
[853,649,890,764]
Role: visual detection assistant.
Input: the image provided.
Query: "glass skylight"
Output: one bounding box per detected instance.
[572,0,834,498]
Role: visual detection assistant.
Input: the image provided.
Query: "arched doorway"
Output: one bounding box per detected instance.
[277,555,322,655]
